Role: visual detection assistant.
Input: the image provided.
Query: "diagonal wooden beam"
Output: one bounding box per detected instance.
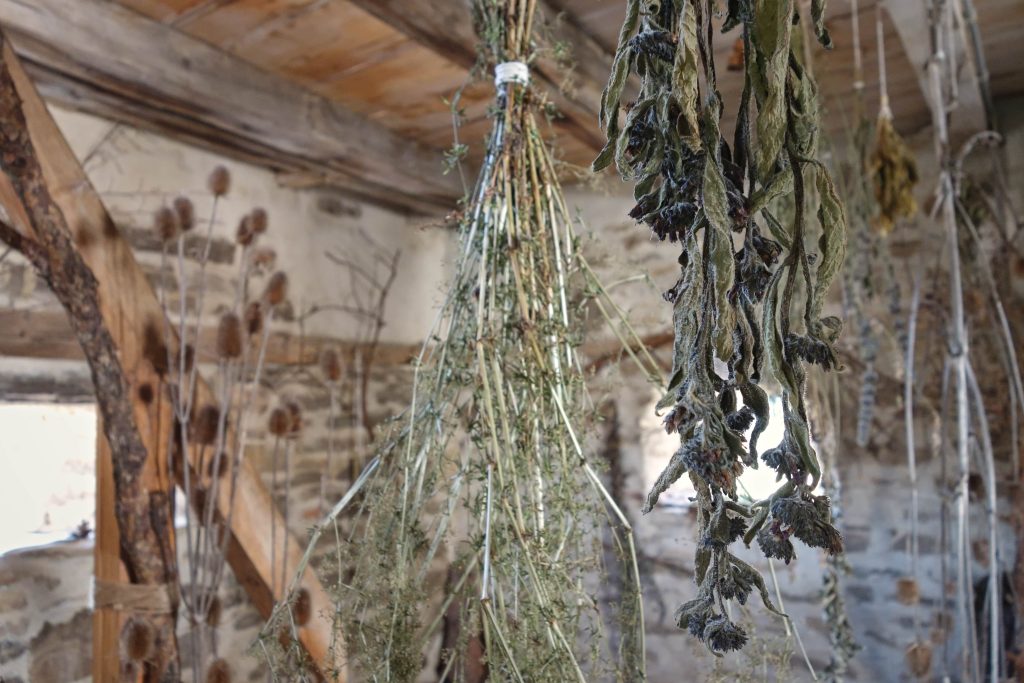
[0,39,340,679]
[0,0,461,216]
[346,0,612,152]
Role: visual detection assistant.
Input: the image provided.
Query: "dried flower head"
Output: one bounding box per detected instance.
[250,246,277,271]
[870,114,919,235]
[121,618,155,661]
[244,301,264,336]
[173,196,195,232]
[216,312,243,360]
[896,577,920,605]
[194,404,221,446]
[319,348,343,383]
[208,166,231,197]
[249,208,268,234]
[905,640,932,678]
[205,658,231,683]
[264,271,289,307]
[268,407,290,438]
[293,587,312,626]
[236,216,255,247]
[154,206,179,243]
[702,615,748,653]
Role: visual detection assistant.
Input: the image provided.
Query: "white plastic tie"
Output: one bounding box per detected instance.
[494,61,530,89]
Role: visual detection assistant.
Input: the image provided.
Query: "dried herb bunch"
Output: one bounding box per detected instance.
[259,1,660,680]
[869,112,918,235]
[596,0,847,653]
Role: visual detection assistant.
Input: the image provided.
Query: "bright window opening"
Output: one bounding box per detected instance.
[0,403,97,554]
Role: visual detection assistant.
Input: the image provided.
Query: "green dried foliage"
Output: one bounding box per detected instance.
[258,2,659,681]
[595,0,847,655]
[869,113,918,235]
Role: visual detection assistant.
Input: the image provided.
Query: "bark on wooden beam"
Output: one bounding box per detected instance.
[346,0,612,152]
[0,0,462,216]
[0,39,339,679]
[0,35,179,682]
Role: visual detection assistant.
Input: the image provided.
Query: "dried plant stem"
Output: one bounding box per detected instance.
[904,272,922,637]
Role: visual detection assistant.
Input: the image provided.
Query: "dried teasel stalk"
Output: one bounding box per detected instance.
[596,0,847,654]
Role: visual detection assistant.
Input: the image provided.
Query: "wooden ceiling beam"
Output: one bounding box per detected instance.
[0,0,462,216]
[346,0,612,152]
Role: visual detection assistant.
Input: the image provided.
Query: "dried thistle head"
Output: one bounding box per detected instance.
[293,587,312,626]
[905,640,932,678]
[205,658,231,683]
[249,208,268,235]
[208,166,231,198]
[236,216,256,247]
[250,246,277,272]
[173,196,195,232]
[896,577,920,605]
[870,114,919,235]
[194,404,221,446]
[121,618,155,661]
[244,301,264,336]
[154,206,179,243]
[268,407,290,438]
[319,347,342,383]
[264,271,289,307]
[216,312,243,360]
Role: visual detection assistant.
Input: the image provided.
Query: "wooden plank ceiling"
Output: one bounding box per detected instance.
[5,0,1024,214]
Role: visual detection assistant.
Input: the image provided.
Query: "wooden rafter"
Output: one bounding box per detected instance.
[0,0,462,216]
[0,39,339,679]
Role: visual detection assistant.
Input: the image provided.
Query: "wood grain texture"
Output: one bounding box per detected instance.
[0,0,461,215]
[0,39,341,679]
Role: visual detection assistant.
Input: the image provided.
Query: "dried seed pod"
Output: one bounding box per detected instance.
[206,594,222,628]
[216,312,243,360]
[896,577,920,605]
[121,618,155,661]
[293,587,312,626]
[264,271,288,306]
[905,640,932,678]
[208,166,231,197]
[205,658,231,683]
[286,401,303,438]
[244,301,264,336]
[268,407,290,438]
[249,208,268,234]
[154,206,179,243]
[173,196,195,232]
[249,246,277,271]
[194,404,221,446]
[319,347,342,383]
[235,216,255,247]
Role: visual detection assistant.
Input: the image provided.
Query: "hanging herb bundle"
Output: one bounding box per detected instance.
[259,1,661,680]
[595,0,847,654]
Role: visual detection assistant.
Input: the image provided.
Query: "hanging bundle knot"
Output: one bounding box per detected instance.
[494,61,530,88]
[90,577,176,615]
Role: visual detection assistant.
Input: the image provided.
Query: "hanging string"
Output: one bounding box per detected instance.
[875,3,891,119]
[851,0,864,96]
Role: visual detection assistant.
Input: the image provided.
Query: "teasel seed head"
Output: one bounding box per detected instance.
[154,206,179,243]
[896,577,919,605]
[205,658,231,683]
[293,587,312,626]
[249,208,268,234]
[244,301,264,336]
[121,618,155,661]
[905,640,932,678]
[173,196,195,232]
[206,594,222,628]
[235,216,255,247]
[264,271,288,307]
[286,400,303,438]
[194,404,221,446]
[268,407,290,438]
[319,347,342,383]
[216,312,243,359]
[208,166,231,197]
[249,246,277,271]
